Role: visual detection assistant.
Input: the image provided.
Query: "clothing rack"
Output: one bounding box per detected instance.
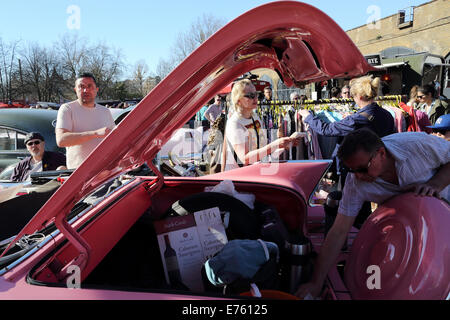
[257,95,405,108]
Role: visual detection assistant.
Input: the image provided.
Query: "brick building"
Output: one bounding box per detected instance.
[346,0,450,96]
[251,0,449,99]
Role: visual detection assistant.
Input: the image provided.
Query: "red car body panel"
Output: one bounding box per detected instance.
[345,194,450,300]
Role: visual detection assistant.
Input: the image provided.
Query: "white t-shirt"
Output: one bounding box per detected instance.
[225,112,267,170]
[56,100,115,169]
[25,161,43,181]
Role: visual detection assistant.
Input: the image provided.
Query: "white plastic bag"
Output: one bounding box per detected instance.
[205,180,255,209]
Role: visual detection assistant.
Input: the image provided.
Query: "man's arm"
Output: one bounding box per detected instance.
[55,127,112,148]
[296,213,356,298]
[410,162,450,198]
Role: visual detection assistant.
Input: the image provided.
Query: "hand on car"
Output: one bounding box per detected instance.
[407,182,442,199]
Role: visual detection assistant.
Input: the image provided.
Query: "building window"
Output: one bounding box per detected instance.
[398,7,414,29]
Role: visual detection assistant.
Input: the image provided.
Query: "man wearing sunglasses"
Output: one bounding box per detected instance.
[297,128,450,299]
[10,132,66,182]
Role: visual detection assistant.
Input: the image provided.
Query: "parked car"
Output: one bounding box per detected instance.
[0,1,448,301]
[0,108,64,174]
[35,102,61,110]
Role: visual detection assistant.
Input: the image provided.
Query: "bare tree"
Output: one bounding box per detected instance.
[131,59,149,97]
[21,43,44,101]
[58,33,88,80]
[83,42,124,99]
[0,38,20,102]
[156,14,226,80]
[39,47,64,101]
[156,57,175,80]
[20,43,65,102]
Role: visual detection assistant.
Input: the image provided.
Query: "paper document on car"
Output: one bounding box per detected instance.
[154,207,228,292]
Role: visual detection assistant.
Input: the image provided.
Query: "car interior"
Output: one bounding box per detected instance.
[8,174,315,298]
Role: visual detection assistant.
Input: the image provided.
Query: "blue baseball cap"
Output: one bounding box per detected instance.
[427,114,450,130]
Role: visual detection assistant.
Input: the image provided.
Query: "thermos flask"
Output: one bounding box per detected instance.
[286,235,311,294]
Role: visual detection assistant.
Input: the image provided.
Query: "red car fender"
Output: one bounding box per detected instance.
[345,193,450,300]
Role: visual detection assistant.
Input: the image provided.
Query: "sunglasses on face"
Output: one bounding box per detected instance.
[26,140,42,147]
[243,92,257,99]
[417,95,426,99]
[347,152,376,174]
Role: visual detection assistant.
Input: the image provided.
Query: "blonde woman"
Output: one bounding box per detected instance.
[297,75,396,242]
[224,79,296,170]
[298,75,395,142]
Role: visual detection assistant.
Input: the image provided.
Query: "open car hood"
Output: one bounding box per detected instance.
[4,1,373,253]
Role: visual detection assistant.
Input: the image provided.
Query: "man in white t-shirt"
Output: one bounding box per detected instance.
[56,73,115,169]
[204,95,223,124]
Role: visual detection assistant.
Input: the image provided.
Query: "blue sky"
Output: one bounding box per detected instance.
[0,0,428,76]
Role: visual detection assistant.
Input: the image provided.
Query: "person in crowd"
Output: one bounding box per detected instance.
[204,95,223,125]
[263,86,273,103]
[330,87,341,99]
[417,83,449,124]
[298,75,395,169]
[55,72,115,169]
[290,91,300,101]
[224,79,298,170]
[196,104,208,122]
[404,84,432,133]
[340,85,351,99]
[11,132,66,182]
[407,85,420,108]
[296,127,450,299]
[290,91,301,109]
[428,114,450,141]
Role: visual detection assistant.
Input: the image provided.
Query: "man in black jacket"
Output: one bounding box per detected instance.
[10,132,66,182]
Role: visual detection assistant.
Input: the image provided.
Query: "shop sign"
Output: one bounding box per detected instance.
[365,54,381,66]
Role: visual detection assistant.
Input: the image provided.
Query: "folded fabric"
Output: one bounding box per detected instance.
[204,239,278,287]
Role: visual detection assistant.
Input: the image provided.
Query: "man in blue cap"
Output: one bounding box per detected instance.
[10,132,66,182]
[428,114,450,141]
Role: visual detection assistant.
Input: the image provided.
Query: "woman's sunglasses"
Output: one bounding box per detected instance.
[243,92,257,99]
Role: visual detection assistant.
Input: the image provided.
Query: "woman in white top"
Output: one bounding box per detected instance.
[224,79,296,170]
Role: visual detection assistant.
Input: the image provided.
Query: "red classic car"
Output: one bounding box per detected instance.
[0,1,448,301]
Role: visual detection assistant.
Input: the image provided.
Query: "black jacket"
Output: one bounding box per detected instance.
[10,151,66,182]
